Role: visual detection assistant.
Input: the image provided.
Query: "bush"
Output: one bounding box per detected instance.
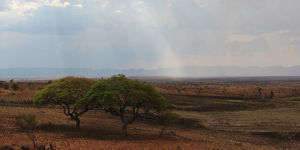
[11,83,19,90]
[3,83,9,89]
[17,113,38,130]
[158,112,179,137]
[47,80,52,84]
[0,145,14,150]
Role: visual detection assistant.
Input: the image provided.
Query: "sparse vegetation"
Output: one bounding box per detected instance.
[270,90,274,99]
[3,83,9,90]
[0,81,4,88]
[11,83,19,90]
[17,113,38,130]
[47,80,52,84]
[9,79,13,84]
[1,77,300,149]
[158,112,179,137]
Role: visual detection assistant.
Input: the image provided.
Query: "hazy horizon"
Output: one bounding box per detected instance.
[2,65,300,78]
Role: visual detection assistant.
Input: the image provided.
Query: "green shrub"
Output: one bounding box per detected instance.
[11,83,19,90]
[47,80,53,84]
[17,113,38,130]
[158,112,179,137]
[3,83,9,89]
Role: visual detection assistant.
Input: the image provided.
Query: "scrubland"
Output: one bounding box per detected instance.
[1,80,300,149]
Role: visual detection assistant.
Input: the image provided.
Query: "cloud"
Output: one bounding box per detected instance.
[0,0,10,11]
[7,6,89,35]
[1,0,300,69]
[48,0,70,8]
[8,0,41,16]
[8,0,71,16]
[94,0,110,9]
[73,4,83,8]
[227,34,256,43]
[193,0,210,8]
[113,10,122,14]
[0,0,73,28]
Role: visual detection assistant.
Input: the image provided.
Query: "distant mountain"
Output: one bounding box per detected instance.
[1,66,300,78]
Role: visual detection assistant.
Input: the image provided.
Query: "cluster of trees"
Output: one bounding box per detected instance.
[33,75,177,136]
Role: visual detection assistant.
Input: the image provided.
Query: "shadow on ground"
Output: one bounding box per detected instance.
[35,123,174,141]
[251,131,300,141]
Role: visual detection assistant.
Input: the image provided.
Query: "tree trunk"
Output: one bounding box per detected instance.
[71,115,81,129]
[159,127,166,137]
[76,119,80,129]
[75,116,80,129]
[122,123,128,136]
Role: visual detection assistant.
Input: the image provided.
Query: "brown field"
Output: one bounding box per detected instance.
[155,82,300,99]
[1,79,300,149]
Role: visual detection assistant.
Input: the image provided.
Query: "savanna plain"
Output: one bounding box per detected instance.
[1,77,300,149]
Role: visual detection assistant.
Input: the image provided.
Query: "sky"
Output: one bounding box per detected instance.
[0,0,300,69]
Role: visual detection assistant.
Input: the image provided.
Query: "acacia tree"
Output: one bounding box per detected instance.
[33,77,95,128]
[77,74,176,136]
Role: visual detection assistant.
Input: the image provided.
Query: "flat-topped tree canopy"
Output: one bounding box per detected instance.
[77,74,176,136]
[33,76,96,128]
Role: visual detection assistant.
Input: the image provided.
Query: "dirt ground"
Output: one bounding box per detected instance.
[0,105,299,150]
